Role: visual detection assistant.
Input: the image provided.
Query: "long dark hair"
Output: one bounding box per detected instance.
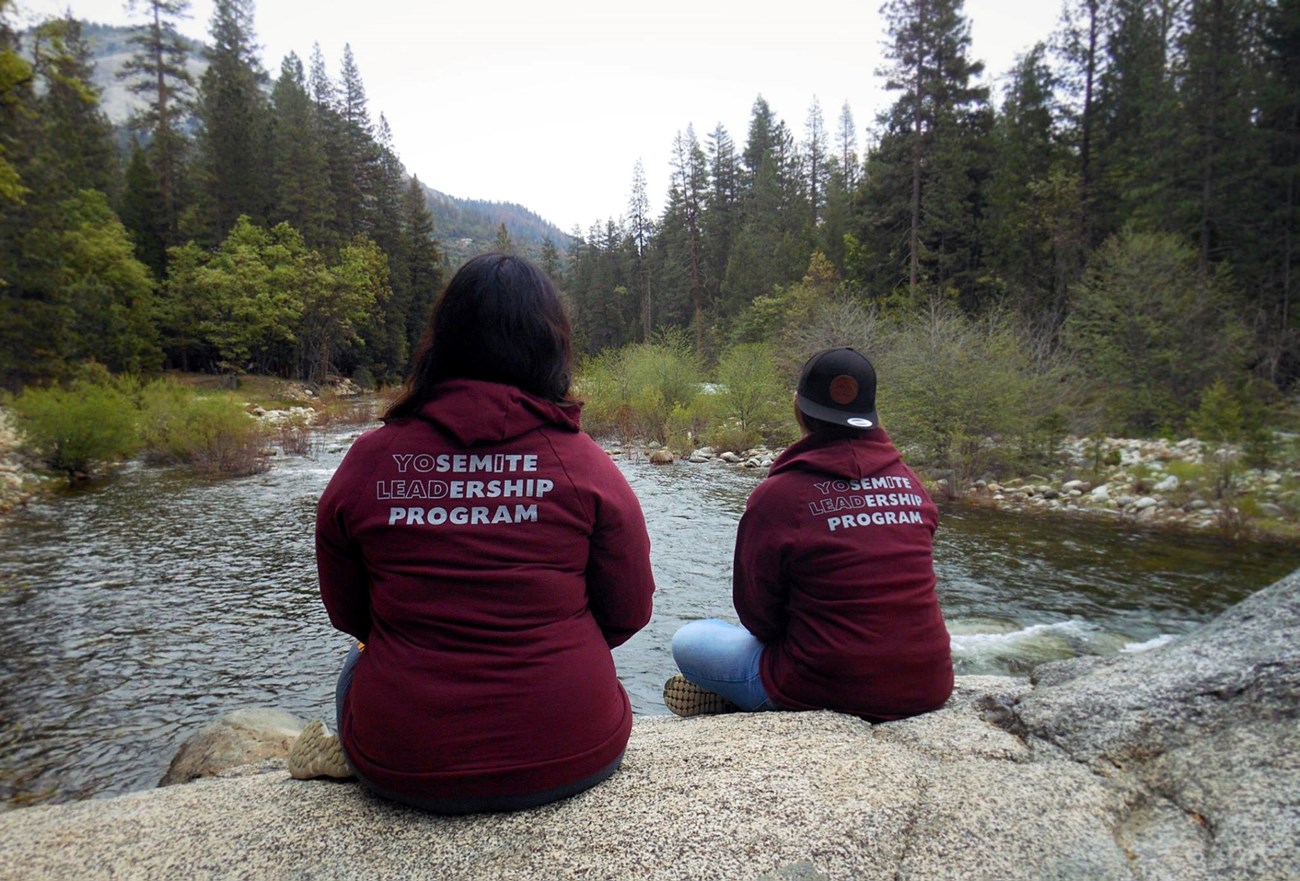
[379,255,574,423]
[383,253,573,422]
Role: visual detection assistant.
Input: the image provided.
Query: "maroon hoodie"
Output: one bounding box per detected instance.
[733,428,952,721]
[315,379,655,802]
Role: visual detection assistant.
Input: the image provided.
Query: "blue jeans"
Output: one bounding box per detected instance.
[332,643,624,813]
[670,619,781,711]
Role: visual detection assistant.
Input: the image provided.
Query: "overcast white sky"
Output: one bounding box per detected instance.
[17,0,1064,233]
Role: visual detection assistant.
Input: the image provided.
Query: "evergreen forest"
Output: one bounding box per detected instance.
[3,0,1300,455]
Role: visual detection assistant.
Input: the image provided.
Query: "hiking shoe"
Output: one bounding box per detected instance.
[288,720,354,780]
[663,674,740,717]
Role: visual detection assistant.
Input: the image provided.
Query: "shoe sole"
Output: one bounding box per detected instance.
[288,720,354,780]
[663,675,740,717]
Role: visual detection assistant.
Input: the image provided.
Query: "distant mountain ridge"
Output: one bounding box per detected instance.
[69,21,569,256]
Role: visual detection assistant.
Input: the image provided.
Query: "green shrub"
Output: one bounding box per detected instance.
[714,343,790,445]
[138,380,270,476]
[873,306,1073,494]
[575,333,704,444]
[706,420,764,453]
[10,379,141,475]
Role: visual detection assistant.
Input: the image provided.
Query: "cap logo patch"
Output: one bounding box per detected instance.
[829,375,858,404]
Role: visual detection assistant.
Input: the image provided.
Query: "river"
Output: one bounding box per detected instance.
[2,423,1297,807]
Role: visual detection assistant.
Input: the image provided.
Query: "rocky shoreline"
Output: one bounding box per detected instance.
[2,567,1296,880]
[628,433,1299,541]
[4,397,1295,541]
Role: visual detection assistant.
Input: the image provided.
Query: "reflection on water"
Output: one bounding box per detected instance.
[1,430,1297,806]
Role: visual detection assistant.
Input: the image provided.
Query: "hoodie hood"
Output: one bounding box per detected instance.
[416,379,582,447]
[767,428,904,483]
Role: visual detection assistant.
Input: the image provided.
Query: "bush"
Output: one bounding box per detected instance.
[714,343,793,445]
[138,380,270,476]
[873,306,1073,494]
[10,379,141,475]
[575,332,704,444]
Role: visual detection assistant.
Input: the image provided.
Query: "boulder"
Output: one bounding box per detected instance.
[647,449,674,465]
[0,570,1296,881]
[1006,567,1300,881]
[158,708,306,786]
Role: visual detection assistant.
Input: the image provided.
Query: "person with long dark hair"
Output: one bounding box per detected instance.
[289,253,656,813]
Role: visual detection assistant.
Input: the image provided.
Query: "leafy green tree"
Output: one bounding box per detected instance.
[0,0,29,207]
[54,191,162,373]
[172,216,307,375]
[156,239,212,371]
[876,305,1071,493]
[1064,229,1251,433]
[331,235,393,381]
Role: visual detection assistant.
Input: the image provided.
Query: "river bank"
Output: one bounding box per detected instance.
[640,432,1300,543]
[3,383,1295,542]
[0,377,369,517]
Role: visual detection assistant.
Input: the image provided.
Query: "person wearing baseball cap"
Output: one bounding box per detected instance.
[664,347,953,721]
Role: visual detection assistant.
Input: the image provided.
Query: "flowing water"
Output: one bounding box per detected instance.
[2,423,1297,808]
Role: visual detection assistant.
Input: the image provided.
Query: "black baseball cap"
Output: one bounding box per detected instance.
[795,347,880,430]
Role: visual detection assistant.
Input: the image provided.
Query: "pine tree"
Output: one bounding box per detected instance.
[0,0,29,209]
[835,101,859,190]
[985,44,1081,325]
[863,0,989,300]
[667,126,709,345]
[370,114,406,254]
[724,98,811,316]
[269,52,334,248]
[702,123,740,310]
[539,235,564,284]
[1172,0,1269,270]
[194,0,272,240]
[335,44,378,237]
[1088,0,1179,242]
[399,176,442,360]
[804,96,831,228]
[628,158,653,338]
[119,145,169,276]
[118,0,195,248]
[28,15,118,199]
[1256,0,1300,384]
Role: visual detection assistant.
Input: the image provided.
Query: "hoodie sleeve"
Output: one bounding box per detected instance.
[732,480,791,643]
[315,451,373,642]
[583,456,655,649]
